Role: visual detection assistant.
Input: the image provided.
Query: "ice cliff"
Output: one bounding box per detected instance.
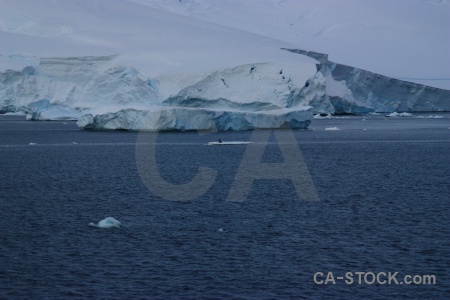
[283,49,450,114]
[1,50,449,130]
[0,55,159,113]
[0,54,321,130]
[76,62,323,130]
[77,107,312,131]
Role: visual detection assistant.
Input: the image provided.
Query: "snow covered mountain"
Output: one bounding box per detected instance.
[0,0,449,130]
[127,0,450,90]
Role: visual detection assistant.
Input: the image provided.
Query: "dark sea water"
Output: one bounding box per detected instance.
[0,114,449,299]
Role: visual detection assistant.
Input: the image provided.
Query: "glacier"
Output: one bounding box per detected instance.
[1,51,449,131]
[0,56,160,114]
[1,55,321,131]
[76,61,322,131]
[1,0,449,131]
[284,49,450,114]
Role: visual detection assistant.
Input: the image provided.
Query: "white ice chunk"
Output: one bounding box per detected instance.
[415,115,444,119]
[89,217,121,229]
[38,105,83,121]
[4,111,26,115]
[313,114,332,119]
[208,141,252,146]
[385,112,413,117]
[27,99,83,120]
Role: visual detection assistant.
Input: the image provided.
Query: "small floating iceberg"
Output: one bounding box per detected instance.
[208,141,252,145]
[313,113,332,119]
[415,115,444,119]
[385,112,413,117]
[26,99,83,121]
[325,127,340,131]
[4,111,26,116]
[89,217,121,229]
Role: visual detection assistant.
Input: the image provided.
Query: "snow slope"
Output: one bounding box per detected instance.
[128,0,450,90]
[0,0,308,77]
[1,0,449,88]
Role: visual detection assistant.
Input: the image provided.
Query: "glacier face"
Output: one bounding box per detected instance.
[77,107,313,131]
[326,63,450,113]
[283,48,450,114]
[1,49,449,131]
[1,55,320,131]
[165,63,328,111]
[76,62,322,131]
[76,62,321,131]
[0,56,160,114]
[1,0,449,131]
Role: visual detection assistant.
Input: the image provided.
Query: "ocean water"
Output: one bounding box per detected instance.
[0,114,449,299]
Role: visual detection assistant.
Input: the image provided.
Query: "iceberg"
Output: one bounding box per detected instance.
[77,107,313,131]
[74,61,320,131]
[88,217,121,229]
[385,112,413,118]
[37,106,83,121]
[313,114,332,119]
[415,115,444,119]
[28,99,53,113]
[208,141,252,146]
[26,99,83,121]
[4,111,26,116]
